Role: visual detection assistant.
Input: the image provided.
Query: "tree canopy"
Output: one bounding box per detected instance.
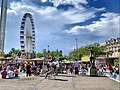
[68,43,106,61]
[5,48,22,58]
[36,52,44,58]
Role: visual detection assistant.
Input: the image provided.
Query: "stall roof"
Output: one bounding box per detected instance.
[81,56,90,62]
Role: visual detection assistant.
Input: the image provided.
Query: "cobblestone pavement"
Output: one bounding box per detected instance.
[0,75,119,90]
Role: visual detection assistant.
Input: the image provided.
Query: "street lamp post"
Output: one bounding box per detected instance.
[75,39,78,59]
[41,48,46,75]
[47,45,50,59]
[47,45,49,51]
[75,39,78,50]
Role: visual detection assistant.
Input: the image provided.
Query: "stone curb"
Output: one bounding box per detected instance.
[106,74,120,83]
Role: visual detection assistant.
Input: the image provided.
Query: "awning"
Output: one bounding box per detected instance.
[98,60,105,63]
[81,57,90,62]
[6,57,13,59]
[62,59,70,64]
[0,57,5,60]
[25,58,43,62]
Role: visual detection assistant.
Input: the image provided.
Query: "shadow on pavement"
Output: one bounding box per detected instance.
[49,78,68,81]
[57,74,76,77]
[39,74,76,78]
[83,75,107,77]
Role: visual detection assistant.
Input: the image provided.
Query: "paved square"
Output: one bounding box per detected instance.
[0,75,119,90]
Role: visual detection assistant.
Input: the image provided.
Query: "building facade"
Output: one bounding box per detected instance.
[105,38,120,57]
[99,38,120,65]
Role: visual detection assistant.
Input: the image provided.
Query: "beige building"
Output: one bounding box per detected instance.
[100,38,120,57]
[99,38,120,65]
[105,38,120,57]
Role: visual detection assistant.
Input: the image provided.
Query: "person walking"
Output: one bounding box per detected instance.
[107,64,113,77]
[26,62,31,77]
[74,59,79,75]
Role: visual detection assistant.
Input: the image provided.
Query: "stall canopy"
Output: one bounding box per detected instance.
[99,60,105,63]
[0,57,13,60]
[26,58,43,62]
[62,59,70,64]
[81,56,90,62]
[0,57,5,60]
[17,57,52,62]
[17,58,43,62]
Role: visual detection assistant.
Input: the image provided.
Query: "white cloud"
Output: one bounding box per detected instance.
[7,1,100,24]
[65,12,120,37]
[7,1,37,15]
[61,8,96,23]
[41,0,88,7]
[4,0,108,54]
[19,0,88,7]
[65,26,86,35]
[41,0,47,2]
[36,7,59,19]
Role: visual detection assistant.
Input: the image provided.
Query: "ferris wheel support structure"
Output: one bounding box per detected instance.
[20,13,35,59]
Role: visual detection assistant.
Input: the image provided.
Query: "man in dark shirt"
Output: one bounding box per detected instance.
[26,62,31,77]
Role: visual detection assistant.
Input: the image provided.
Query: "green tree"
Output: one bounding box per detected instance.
[86,43,105,67]
[68,50,78,60]
[5,53,11,57]
[0,52,5,57]
[68,43,105,63]
[68,47,90,60]
[7,48,22,57]
[36,52,44,58]
[50,50,62,58]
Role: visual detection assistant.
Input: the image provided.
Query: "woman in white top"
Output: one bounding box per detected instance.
[8,69,14,79]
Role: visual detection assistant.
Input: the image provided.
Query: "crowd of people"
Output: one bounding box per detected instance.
[0,59,42,79]
[0,60,20,79]
[44,59,91,79]
[0,59,90,79]
[0,59,119,80]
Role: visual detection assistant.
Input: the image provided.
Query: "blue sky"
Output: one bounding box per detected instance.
[0,0,120,55]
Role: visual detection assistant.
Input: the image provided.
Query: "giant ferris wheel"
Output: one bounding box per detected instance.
[20,13,35,58]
